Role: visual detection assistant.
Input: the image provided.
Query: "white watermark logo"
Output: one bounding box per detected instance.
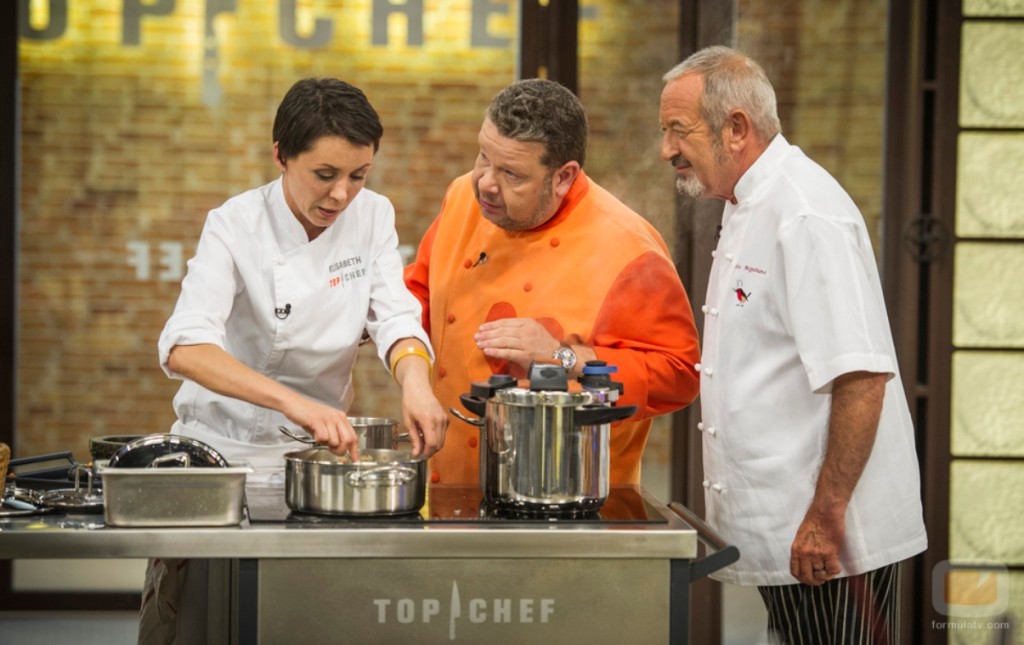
[373,580,556,640]
[931,560,1011,632]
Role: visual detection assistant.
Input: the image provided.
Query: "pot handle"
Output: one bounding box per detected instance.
[574,404,638,426]
[346,465,418,488]
[458,394,488,417]
[147,452,191,468]
[449,407,485,427]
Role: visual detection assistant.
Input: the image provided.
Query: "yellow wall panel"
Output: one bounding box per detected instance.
[964,0,1024,16]
[960,22,1024,128]
[951,352,1024,457]
[956,133,1024,238]
[949,461,1024,564]
[953,243,1024,348]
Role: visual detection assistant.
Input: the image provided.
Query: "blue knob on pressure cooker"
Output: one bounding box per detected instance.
[579,361,625,394]
[581,361,617,375]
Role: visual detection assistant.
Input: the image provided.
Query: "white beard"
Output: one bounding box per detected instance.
[676,174,705,199]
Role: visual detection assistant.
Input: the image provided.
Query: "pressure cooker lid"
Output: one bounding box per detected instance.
[492,387,597,407]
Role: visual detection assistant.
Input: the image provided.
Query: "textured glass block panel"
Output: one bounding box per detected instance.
[964,0,1024,16]
[950,461,1024,564]
[953,243,1024,347]
[952,352,1024,457]
[947,571,1022,643]
[956,133,1024,238]
[960,23,1024,127]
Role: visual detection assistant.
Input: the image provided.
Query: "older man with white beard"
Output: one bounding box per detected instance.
[659,46,927,645]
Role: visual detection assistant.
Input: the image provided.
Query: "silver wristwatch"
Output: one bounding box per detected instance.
[553,345,578,371]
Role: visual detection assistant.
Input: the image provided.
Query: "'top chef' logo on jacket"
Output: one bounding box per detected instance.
[328,254,366,288]
[373,581,555,639]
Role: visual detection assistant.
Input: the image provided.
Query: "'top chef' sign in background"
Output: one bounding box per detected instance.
[18,0,536,105]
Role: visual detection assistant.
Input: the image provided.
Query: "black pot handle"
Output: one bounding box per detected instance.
[459,394,488,417]
[574,404,638,426]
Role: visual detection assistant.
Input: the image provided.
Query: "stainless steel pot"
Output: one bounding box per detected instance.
[456,363,636,514]
[284,447,426,516]
[349,417,402,449]
[278,417,404,450]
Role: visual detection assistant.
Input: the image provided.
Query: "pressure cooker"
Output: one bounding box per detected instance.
[455,361,637,514]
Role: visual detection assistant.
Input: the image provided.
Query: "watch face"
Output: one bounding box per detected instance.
[555,347,577,369]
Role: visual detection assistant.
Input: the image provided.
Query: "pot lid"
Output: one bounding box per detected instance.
[107,434,229,469]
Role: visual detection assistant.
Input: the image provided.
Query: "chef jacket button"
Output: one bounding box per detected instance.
[438,366,447,378]
[710,307,719,316]
[697,422,704,431]
[702,479,711,488]
[468,436,478,448]
[707,426,717,436]
[701,305,709,314]
[550,238,560,247]
[463,259,473,269]
[704,366,714,377]
[430,472,441,483]
[711,250,717,258]
[447,313,456,324]
[523,282,533,292]
[277,257,286,265]
[695,363,702,372]
[725,252,735,262]
[712,483,725,493]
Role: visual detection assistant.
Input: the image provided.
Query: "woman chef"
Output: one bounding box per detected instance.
[157,77,447,483]
[143,78,448,644]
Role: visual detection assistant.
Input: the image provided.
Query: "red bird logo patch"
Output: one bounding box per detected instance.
[734,280,751,306]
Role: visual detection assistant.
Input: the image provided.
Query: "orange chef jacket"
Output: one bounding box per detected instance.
[405,170,700,485]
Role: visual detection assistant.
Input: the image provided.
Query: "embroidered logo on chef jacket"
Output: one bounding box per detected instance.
[327,254,366,288]
[734,280,751,306]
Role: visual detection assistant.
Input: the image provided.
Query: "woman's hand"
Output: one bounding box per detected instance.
[389,339,447,458]
[168,343,362,460]
[400,376,448,458]
[281,398,361,460]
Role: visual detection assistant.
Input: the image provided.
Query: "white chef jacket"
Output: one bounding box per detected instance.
[158,177,429,482]
[699,135,928,586]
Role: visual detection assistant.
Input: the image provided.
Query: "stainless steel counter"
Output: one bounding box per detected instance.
[0,485,697,560]
[1,484,737,644]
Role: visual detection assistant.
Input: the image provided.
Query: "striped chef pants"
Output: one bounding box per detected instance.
[757,562,902,645]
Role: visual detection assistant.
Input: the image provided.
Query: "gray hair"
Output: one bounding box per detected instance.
[485,78,588,169]
[663,46,781,141]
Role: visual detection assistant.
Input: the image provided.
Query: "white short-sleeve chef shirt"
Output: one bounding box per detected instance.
[699,135,928,586]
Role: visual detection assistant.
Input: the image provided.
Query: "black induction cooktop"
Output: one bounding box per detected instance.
[245,484,668,526]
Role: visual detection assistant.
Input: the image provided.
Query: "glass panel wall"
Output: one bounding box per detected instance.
[950,8,1024,642]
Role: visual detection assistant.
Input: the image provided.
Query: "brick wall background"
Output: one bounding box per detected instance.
[15,0,887,491]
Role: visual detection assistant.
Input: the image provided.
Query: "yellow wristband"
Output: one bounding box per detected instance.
[389,346,432,380]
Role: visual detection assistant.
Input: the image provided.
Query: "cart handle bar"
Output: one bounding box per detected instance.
[668,501,740,582]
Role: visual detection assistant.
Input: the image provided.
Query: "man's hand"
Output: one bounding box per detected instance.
[790,507,845,585]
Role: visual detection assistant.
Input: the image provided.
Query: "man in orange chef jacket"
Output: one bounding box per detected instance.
[405,78,701,486]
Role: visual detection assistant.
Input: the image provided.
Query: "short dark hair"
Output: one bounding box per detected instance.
[272,78,384,160]
[485,78,588,169]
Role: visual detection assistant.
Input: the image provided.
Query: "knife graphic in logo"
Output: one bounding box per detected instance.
[449,580,461,640]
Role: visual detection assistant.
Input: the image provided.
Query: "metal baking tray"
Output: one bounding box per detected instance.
[97,462,253,527]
